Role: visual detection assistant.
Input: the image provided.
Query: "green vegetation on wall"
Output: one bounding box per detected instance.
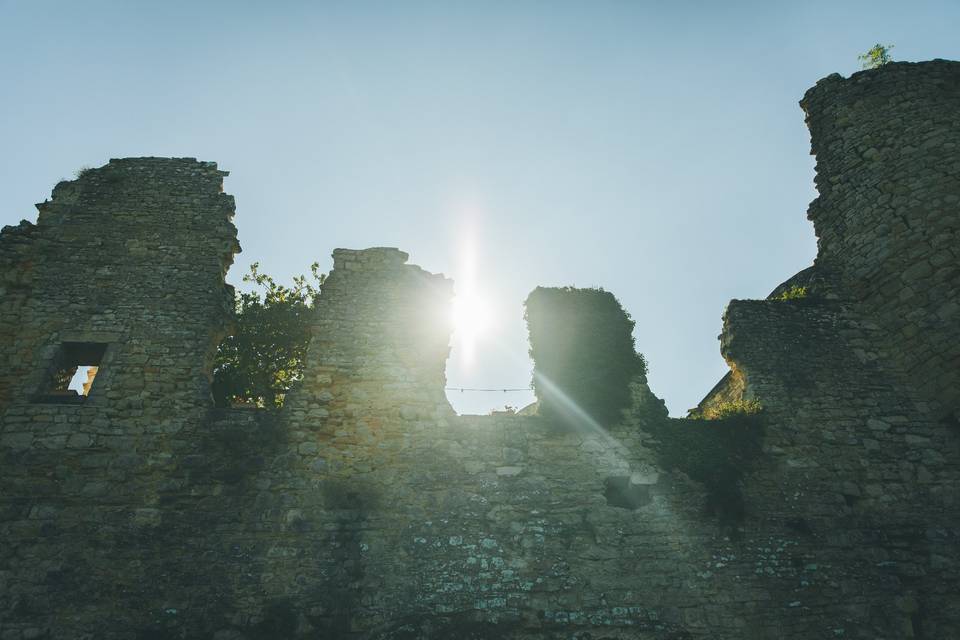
[524,286,647,426]
[776,285,808,301]
[689,398,762,420]
[859,44,894,69]
[212,263,323,408]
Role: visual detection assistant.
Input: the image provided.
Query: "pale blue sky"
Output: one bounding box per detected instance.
[2,1,958,415]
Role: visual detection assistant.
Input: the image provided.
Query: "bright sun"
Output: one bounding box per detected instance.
[452,290,491,363]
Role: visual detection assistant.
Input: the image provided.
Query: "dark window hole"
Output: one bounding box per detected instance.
[36,342,106,404]
[603,476,652,510]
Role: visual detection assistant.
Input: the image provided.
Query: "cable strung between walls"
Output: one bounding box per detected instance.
[445,387,532,393]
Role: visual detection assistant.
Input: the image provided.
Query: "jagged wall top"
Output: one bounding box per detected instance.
[285,246,456,435]
[800,60,960,418]
[2,63,960,637]
[0,157,240,409]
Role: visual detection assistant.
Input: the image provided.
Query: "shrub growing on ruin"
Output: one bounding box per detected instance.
[776,285,808,301]
[689,398,762,420]
[524,286,647,426]
[858,44,894,69]
[212,262,323,408]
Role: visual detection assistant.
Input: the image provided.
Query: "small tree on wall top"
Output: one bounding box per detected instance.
[524,286,647,427]
[212,262,324,408]
[858,44,894,69]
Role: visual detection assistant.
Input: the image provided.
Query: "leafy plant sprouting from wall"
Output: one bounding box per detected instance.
[524,286,647,427]
[212,262,324,408]
[776,285,808,301]
[859,43,894,70]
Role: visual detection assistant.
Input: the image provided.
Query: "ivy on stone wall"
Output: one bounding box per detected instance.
[524,286,647,427]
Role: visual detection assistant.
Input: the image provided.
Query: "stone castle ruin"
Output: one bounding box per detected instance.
[1,60,958,639]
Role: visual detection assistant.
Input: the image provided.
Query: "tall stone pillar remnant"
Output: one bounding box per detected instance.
[802,60,960,419]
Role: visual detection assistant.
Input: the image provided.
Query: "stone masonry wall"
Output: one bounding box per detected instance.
[0,159,241,638]
[0,220,39,408]
[1,60,960,639]
[284,246,456,434]
[695,60,960,637]
[801,60,960,420]
[719,298,960,637]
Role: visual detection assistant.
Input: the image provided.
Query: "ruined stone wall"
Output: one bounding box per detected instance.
[0,220,40,408]
[186,246,960,639]
[801,60,960,420]
[0,159,241,638]
[1,60,960,639]
[0,158,238,409]
[694,60,960,637]
[719,298,960,637]
[284,247,455,433]
[3,237,956,638]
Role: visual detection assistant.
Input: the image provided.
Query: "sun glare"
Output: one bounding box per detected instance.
[449,208,495,367]
[452,289,491,364]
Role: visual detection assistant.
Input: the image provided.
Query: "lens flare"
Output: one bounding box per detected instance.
[452,288,490,364]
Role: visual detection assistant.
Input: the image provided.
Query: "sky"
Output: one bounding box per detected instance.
[2,1,958,415]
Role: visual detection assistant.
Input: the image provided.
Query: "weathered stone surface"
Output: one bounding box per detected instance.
[801,59,960,421]
[1,61,959,639]
[695,60,960,638]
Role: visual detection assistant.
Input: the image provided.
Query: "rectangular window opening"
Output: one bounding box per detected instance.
[37,342,107,404]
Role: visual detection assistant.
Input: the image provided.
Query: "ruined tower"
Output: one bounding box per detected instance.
[0,158,239,412]
[0,158,242,636]
[801,60,960,420]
